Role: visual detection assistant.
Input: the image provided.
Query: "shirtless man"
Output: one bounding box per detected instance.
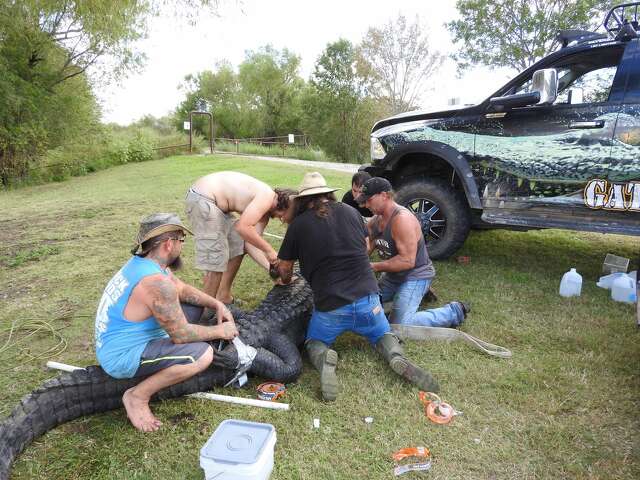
[95,213,238,432]
[185,172,295,303]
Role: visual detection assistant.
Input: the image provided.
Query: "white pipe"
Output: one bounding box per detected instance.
[188,392,290,411]
[263,232,284,240]
[46,361,290,411]
[46,361,85,372]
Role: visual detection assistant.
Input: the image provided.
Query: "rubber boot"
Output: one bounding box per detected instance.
[305,340,339,401]
[375,333,440,393]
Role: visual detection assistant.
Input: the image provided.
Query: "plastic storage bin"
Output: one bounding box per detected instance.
[559,268,582,297]
[602,254,629,274]
[200,420,276,480]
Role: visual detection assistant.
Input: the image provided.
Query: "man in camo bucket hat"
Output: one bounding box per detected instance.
[95,213,238,433]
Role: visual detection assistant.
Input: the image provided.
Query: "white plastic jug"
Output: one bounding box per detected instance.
[596,272,626,290]
[559,268,582,297]
[611,274,637,304]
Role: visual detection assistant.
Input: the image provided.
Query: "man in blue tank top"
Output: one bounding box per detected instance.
[95,213,238,432]
[357,178,470,328]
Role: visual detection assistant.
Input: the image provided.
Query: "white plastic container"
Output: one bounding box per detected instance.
[596,272,626,290]
[611,274,637,304]
[200,419,276,480]
[559,268,582,297]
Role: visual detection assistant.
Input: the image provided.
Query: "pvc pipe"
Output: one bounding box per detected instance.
[45,361,289,411]
[188,392,290,411]
[46,361,85,372]
[263,232,284,240]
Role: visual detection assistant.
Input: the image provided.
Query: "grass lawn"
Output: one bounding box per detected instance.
[0,154,638,479]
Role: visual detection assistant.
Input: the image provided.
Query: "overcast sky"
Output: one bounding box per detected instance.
[98,0,514,125]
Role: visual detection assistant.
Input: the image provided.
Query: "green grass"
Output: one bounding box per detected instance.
[214,140,333,162]
[0,154,638,479]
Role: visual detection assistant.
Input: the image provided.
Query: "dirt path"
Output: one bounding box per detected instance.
[212,151,361,174]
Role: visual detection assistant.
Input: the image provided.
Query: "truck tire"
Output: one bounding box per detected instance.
[395,179,471,259]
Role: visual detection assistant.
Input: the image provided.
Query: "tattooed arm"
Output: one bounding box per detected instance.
[169,272,234,325]
[146,276,238,344]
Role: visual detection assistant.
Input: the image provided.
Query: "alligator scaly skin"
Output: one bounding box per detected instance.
[0,277,313,480]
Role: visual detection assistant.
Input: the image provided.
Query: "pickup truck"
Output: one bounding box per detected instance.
[362,3,640,259]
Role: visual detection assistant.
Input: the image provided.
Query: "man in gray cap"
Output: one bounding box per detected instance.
[274,172,439,401]
[95,213,238,432]
[357,177,470,327]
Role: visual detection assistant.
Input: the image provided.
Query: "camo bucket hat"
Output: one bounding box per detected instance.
[131,213,193,255]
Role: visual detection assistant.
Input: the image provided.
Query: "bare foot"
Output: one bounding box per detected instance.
[122,388,162,432]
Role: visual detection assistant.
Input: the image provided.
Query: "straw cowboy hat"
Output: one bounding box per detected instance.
[131,212,193,255]
[293,172,340,198]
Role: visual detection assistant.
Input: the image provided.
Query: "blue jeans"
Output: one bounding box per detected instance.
[306,294,391,346]
[379,276,463,328]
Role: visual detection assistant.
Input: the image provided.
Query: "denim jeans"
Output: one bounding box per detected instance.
[306,294,391,346]
[379,276,463,328]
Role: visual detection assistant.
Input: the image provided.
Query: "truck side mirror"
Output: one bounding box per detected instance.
[532,68,558,104]
[489,68,558,111]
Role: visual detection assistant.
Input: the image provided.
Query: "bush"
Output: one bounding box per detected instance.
[214,140,332,162]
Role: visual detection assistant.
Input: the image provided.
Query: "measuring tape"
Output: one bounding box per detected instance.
[418,391,459,424]
[392,447,432,476]
[256,382,286,401]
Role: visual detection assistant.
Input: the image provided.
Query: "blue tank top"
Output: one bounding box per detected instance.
[95,256,169,378]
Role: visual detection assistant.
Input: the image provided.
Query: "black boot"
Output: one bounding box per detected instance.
[375,333,439,393]
[305,340,339,401]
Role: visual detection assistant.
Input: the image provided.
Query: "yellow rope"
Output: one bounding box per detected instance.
[0,314,90,361]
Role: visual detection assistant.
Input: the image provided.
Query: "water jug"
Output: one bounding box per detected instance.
[596,272,626,290]
[559,268,582,297]
[611,274,637,304]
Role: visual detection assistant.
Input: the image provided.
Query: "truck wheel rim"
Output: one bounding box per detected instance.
[405,197,447,241]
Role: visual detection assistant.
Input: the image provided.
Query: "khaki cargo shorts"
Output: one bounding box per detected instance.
[185,190,245,272]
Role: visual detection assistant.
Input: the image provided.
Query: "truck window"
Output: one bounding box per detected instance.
[513,46,624,105]
[554,66,618,104]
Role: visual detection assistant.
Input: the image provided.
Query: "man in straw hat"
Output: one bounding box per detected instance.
[356,177,470,328]
[185,171,296,304]
[273,172,439,401]
[95,213,238,432]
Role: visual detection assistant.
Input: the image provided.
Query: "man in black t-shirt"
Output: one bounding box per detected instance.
[341,171,373,218]
[274,172,440,401]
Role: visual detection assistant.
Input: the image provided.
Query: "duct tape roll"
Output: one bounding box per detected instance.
[257,382,286,401]
[392,447,432,476]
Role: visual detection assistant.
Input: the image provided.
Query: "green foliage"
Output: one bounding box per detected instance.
[360,14,444,114]
[303,39,383,163]
[215,140,329,162]
[238,46,305,137]
[175,47,305,140]
[447,0,611,71]
[0,0,220,188]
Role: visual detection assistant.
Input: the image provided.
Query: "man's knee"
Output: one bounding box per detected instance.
[194,345,214,371]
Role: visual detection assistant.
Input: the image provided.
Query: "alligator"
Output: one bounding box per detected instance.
[0,277,313,480]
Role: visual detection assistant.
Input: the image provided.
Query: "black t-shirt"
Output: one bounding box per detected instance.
[342,190,373,217]
[279,202,379,311]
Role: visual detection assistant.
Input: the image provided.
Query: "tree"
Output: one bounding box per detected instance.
[303,39,382,163]
[360,14,444,114]
[447,0,611,71]
[0,0,222,185]
[238,46,305,138]
[175,61,253,139]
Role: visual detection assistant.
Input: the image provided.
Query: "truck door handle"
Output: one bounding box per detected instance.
[569,120,605,129]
